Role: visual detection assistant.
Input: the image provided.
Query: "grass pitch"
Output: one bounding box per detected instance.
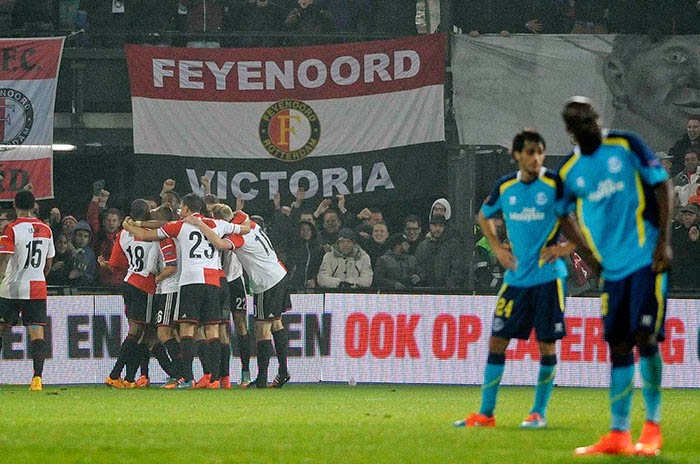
[0,384,697,464]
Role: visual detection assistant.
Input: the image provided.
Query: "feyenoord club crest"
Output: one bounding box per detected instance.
[0,88,34,151]
[259,99,321,162]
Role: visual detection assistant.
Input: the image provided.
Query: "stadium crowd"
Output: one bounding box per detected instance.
[5,162,698,296]
[3,0,698,47]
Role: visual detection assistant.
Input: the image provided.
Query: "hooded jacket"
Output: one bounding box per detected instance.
[287,221,325,289]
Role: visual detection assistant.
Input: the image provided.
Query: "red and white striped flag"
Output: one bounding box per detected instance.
[126,35,445,160]
[0,38,64,200]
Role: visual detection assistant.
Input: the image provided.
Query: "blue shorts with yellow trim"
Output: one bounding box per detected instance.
[490,278,566,342]
[601,266,667,344]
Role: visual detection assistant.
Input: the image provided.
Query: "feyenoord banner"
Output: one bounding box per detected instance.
[126,35,445,159]
[0,38,64,200]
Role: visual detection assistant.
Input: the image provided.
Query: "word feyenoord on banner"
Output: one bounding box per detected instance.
[0,38,64,200]
[125,35,445,159]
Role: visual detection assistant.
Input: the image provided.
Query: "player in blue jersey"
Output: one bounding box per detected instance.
[555,97,673,457]
[454,129,572,430]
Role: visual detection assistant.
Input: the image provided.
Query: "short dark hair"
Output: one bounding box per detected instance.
[104,207,123,220]
[14,190,35,211]
[130,199,151,221]
[162,190,181,203]
[181,193,205,214]
[561,97,603,153]
[153,205,175,222]
[404,214,421,227]
[203,194,218,205]
[512,129,546,153]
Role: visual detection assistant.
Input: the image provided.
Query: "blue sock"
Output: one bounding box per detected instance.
[640,346,662,423]
[610,354,635,431]
[531,355,556,417]
[479,353,505,417]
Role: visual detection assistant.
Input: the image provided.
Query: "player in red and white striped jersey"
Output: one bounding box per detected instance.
[151,205,185,387]
[0,191,55,391]
[185,205,292,389]
[123,194,248,389]
[105,199,161,388]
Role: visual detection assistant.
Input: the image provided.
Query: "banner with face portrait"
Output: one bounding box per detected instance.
[0,38,64,200]
[451,34,699,157]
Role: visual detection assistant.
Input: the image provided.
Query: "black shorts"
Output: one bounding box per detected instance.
[601,267,668,344]
[123,284,154,324]
[0,298,47,326]
[228,275,246,313]
[491,279,567,342]
[253,274,291,321]
[154,291,179,327]
[219,276,231,322]
[177,283,221,325]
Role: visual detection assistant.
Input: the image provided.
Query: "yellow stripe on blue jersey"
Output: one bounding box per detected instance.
[499,178,520,196]
[654,273,666,335]
[603,137,631,151]
[575,198,603,263]
[558,152,580,181]
[634,173,647,248]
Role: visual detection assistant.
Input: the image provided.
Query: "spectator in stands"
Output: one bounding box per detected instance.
[287,220,324,290]
[429,198,451,223]
[415,215,464,289]
[317,228,373,289]
[47,234,76,286]
[374,233,421,290]
[429,197,459,240]
[604,35,700,152]
[371,0,417,36]
[317,0,371,34]
[61,215,78,242]
[355,207,382,239]
[669,116,700,173]
[69,220,97,286]
[656,152,674,176]
[269,191,295,264]
[360,220,389,267]
[318,208,343,252]
[0,209,16,234]
[86,181,125,287]
[671,203,700,289]
[687,184,700,207]
[673,151,699,206]
[403,214,423,255]
[285,0,332,44]
[473,216,506,294]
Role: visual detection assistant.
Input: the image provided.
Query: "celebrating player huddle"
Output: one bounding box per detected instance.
[107,193,292,390]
